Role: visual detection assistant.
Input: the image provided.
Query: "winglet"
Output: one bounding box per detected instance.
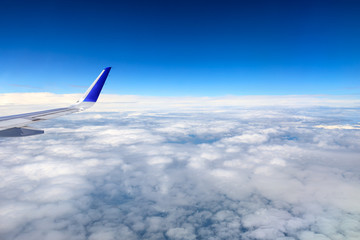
[73,67,111,111]
[82,67,111,102]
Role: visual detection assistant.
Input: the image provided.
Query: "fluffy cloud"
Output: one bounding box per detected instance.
[0,94,360,240]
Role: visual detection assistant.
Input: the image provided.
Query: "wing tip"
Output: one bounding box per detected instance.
[82,67,111,103]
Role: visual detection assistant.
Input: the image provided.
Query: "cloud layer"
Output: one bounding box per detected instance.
[1,94,360,240]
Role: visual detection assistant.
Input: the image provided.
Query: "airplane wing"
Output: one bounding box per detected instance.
[0,67,111,137]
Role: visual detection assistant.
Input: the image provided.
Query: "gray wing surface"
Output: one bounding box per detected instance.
[0,67,111,137]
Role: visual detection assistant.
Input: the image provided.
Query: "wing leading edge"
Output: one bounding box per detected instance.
[0,67,111,137]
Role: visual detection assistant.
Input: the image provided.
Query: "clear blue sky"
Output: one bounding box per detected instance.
[0,0,359,96]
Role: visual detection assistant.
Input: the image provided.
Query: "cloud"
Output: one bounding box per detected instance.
[315,124,360,130]
[0,94,360,239]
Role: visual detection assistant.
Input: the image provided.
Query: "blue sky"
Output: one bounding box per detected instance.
[0,0,360,96]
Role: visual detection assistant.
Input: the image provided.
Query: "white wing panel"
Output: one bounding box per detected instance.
[0,118,31,130]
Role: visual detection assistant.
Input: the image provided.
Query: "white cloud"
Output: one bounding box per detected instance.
[0,94,360,239]
[166,227,196,240]
[315,124,360,130]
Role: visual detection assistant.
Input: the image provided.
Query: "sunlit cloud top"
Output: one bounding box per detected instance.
[1,95,360,239]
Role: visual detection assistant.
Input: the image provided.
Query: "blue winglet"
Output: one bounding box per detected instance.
[83,67,111,102]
